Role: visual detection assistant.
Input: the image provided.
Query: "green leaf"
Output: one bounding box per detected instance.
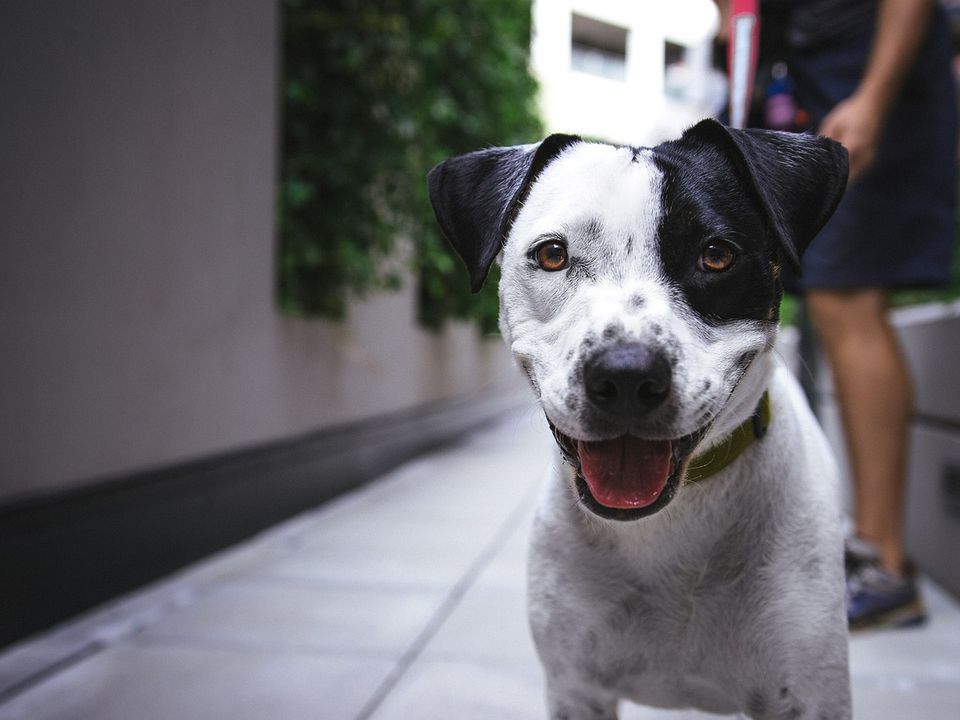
[277,0,543,331]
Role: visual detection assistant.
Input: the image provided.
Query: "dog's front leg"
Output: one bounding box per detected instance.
[545,680,619,720]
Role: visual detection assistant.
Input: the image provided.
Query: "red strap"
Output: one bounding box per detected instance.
[728,0,760,129]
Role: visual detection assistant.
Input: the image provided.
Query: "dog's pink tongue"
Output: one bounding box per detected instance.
[577,437,672,509]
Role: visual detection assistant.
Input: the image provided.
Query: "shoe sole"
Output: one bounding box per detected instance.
[849,599,927,632]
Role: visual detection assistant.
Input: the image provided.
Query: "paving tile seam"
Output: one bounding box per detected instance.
[129,619,449,659]
[850,671,960,689]
[120,634,402,662]
[411,651,537,667]
[0,586,210,701]
[233,574,459,595]
[352,480,542,720]
[195,573,456,597]
[0,642,104,706]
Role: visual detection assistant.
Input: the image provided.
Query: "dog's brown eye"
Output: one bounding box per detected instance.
[534,241,569,272]
[699,241,736,272]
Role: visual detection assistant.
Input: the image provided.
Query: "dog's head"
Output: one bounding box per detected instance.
[428,119,847,521]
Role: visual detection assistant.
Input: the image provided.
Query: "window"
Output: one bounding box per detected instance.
[570,13,627,81]
[664,40,684,69]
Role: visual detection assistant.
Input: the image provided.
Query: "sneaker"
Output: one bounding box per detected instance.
[845,537,927,631]
[844,535,876,575]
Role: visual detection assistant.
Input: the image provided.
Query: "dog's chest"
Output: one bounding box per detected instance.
[529,500,773,707]
[550,570,757,712]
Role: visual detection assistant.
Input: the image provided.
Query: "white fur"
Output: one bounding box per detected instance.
[498,144,851,719]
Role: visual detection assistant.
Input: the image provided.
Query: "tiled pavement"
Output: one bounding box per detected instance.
[1,410,958,719]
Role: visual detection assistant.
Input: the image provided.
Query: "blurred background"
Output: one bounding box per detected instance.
[1,0,958,695]
[0,0,729,648]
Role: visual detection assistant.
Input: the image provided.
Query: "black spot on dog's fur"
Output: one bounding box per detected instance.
[747,689,767,717]
[779,686,806,720]
[800,554,826,582]
[651,143,782,325]
[737,351,758,373]
[577,643,648,694]
[577,217,605,244]
[587,701,609,717]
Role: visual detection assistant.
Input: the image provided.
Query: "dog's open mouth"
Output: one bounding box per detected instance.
[549,423,707,521]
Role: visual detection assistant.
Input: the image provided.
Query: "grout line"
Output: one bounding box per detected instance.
[127,633,400,662]
[352,481,539,720]
[0,642,104,705]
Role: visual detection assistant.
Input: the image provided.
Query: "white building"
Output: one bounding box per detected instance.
[531,0,724,146]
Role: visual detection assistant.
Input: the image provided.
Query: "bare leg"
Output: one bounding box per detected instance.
[806,289,912,576]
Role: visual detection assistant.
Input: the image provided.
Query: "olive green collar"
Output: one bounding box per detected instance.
[685,391,771,484]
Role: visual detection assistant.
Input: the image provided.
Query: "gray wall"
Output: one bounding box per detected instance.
[0,1,519,502]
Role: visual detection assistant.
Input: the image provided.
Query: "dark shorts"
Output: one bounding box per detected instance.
[786,11,958,291]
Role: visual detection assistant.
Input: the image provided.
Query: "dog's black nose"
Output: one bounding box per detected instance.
[583,342,671,416]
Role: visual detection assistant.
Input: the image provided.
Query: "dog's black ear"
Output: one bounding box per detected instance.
[427,134,581,292]
[680,118,848,272]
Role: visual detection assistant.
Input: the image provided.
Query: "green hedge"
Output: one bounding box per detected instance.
[278,0,542,332]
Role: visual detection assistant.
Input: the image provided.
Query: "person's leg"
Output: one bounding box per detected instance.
[806,288,912,576]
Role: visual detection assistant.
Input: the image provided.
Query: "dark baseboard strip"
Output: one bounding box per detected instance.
[0,389,526,649]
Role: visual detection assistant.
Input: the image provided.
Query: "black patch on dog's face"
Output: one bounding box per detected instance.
[651,143,782,324]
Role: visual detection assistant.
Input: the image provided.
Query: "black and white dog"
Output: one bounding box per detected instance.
[428,119,851,719]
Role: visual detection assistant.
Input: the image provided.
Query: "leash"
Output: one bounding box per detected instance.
[685,391,771,483]
[728,0,760,129]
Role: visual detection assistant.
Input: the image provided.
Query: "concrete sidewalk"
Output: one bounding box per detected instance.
[1,411,958,719]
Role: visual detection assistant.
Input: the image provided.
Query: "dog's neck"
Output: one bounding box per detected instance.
[698,350,775,453]
[685,391,771,483]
